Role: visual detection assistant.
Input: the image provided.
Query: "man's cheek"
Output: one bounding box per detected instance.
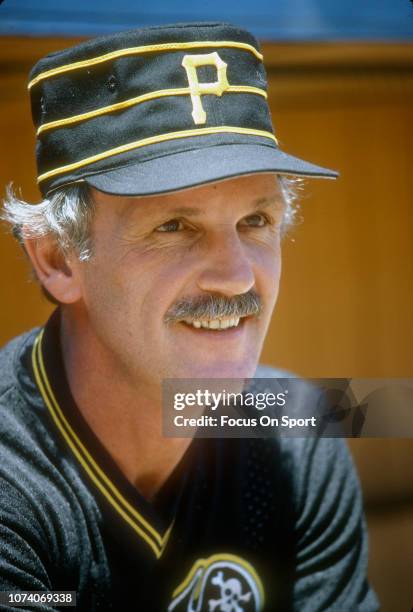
[81,270,126,320]
[261,255,281,289]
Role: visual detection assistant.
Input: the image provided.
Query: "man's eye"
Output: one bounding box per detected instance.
[155,219,184,232]
[239,213,268,228]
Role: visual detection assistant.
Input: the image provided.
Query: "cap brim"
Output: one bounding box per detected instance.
[85,144,338,196]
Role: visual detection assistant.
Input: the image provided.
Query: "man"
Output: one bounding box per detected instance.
[0,22,378,611]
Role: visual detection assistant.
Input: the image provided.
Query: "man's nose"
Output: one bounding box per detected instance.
[196,228,255,297]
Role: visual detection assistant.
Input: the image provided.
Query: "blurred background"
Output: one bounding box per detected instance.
[0,1,412,609]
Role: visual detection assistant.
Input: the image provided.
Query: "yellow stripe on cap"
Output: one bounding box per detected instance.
[37,125,278,185]
[28,41,263,90]
[36,86,267,136]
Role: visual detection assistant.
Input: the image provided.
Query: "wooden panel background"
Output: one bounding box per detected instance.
[261,43,413,378]
[1,38,413,611]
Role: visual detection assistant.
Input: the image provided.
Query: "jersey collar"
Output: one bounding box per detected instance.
[30,308,192,559]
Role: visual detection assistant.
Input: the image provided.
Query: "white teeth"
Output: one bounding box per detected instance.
[219,319,231,329]
[184,317,242,330]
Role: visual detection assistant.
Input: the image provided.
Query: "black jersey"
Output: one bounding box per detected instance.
[0,311,378,611]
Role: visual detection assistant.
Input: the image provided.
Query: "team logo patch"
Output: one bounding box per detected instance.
[168,553,264,611]
[181,52,230,125]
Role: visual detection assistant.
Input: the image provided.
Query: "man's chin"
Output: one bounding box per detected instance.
[171,358,259,382]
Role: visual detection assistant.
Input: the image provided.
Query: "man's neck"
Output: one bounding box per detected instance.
[59,309,191,502]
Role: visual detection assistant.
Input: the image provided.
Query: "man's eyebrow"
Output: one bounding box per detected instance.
[250,195,284,210]
[161,195,284,218]
[164,206,201,217]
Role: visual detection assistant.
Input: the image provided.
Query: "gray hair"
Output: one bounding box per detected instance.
[1,175,301,261]
[2,182,95,261]
[278,174,302,232]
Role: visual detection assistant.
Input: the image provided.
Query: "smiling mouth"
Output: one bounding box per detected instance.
[181,316,248,330]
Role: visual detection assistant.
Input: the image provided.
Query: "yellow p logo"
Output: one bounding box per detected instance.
[181,52,230,125]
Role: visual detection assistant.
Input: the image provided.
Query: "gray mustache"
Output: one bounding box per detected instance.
[164,290,262,324]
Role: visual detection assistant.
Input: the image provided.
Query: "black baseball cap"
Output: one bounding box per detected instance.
[29,22,338,197]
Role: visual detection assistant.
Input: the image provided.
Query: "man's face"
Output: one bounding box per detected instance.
[71,174,284,395]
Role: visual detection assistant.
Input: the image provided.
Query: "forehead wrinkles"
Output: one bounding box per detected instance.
[94,177,285,235]
[115,193,197,227]
[121,192,283,222]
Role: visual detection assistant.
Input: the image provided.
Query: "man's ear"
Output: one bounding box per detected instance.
[23,233,82,304]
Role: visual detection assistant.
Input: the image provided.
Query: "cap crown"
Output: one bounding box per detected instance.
[29,22,276,195]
